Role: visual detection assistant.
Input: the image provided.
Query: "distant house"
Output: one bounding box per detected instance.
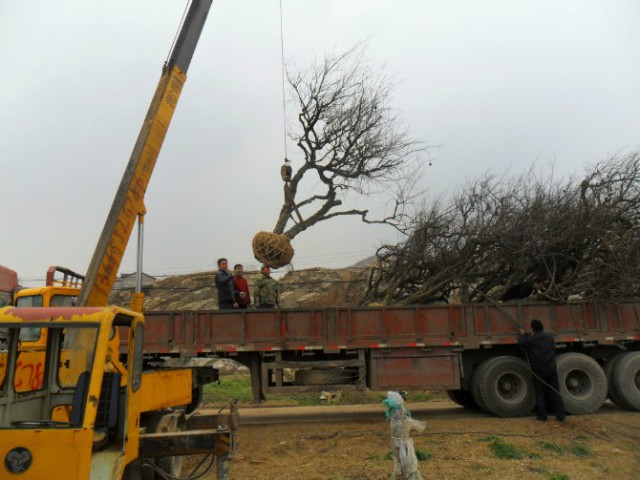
[115,272,157,290]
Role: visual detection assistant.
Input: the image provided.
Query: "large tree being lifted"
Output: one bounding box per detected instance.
[252,47,427,268]
[360,152,640,305]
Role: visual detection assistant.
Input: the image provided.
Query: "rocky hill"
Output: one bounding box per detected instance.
[109,266,371,311]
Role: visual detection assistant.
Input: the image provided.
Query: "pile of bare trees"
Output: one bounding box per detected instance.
[361,152,640,305]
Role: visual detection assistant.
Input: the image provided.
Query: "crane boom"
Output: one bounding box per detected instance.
[78,0,212,307]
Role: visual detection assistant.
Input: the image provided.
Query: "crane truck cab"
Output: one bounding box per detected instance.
[0,305,233,479]
[14,266,83,308]
[11,266,84,353]
[0,306,138,478]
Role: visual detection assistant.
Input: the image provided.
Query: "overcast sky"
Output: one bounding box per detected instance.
[2,0,638,286]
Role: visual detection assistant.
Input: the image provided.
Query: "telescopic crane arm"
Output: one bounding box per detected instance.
[78,0,213,307]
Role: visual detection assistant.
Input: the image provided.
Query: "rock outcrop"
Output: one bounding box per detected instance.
[109,266,370,311]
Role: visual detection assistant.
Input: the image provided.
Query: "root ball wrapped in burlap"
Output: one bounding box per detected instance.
[252,231,294,268]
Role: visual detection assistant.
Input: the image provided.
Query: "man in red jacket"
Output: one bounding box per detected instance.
[233,264,251,309]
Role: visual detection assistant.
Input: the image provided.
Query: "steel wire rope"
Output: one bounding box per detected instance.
[165,0,191,67]
[278,0,289,162]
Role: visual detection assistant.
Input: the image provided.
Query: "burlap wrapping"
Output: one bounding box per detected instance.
[252,231,294,268]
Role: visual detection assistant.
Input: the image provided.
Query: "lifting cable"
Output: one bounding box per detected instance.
[278,0,289,162]
[166,0,191,67]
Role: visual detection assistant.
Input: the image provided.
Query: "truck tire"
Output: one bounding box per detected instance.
[141,412,185,480]
[471,356,535,417]
[604,354,631,409]
[470,366,490,414]
[446,389,480,410]
[557,353,607,415]
[611,351,640,411]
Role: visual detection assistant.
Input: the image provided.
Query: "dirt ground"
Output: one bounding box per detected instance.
[188,401,640,480]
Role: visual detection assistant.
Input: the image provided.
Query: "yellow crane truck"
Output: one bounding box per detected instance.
[0,2,237,479]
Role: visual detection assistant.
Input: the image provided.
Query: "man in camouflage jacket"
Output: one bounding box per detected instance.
[254,265,279,308]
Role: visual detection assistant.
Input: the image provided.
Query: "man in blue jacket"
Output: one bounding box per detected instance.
[215,258,237,310]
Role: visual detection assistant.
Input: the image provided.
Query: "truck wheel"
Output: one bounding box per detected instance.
[604,354,631,409]
[470,366,490,414]
[472,356,535,417]
[141,412,185,480]
[557,353,607,415]
[611,351,640,411]
[446,389,480,410]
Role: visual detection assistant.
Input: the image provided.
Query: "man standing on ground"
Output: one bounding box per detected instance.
[254,265,279,309]
[215,258,237,310]
[518,319,565,422]
[233,264,251,309]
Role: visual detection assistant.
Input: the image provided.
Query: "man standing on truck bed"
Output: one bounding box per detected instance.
[518,319,565,422]
[233,263,251,309]
[215,258,237,309]
[254,265,279,309]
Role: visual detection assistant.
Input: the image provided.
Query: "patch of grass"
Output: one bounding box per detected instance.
[204,372,441,406]
[537,440,593,459]
[365,454,384,461]
[488,438,524,460]
[569,444,593,458]
[539,441,567,454]
[414,448,433,461]
[484,436,538,460]
[204,374,254,402]
[589,461,608,473]
[405,391,437,402]
[546,473,569,480]
[383,448,432,462]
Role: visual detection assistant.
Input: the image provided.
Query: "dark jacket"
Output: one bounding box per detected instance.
[518,331,557,372]
[501,282,535,301]
[215,269,235,304]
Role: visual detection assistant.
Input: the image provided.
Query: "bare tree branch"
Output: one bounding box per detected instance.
[360,152,640,305]
[272,45,428,239]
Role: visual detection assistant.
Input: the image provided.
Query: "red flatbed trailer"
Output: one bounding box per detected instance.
[137,301,640,417]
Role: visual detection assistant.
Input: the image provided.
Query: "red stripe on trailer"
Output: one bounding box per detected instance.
[370,343,379,349]
[442,341,452,346]
[296,346,305,350]
[227,347,237,352]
